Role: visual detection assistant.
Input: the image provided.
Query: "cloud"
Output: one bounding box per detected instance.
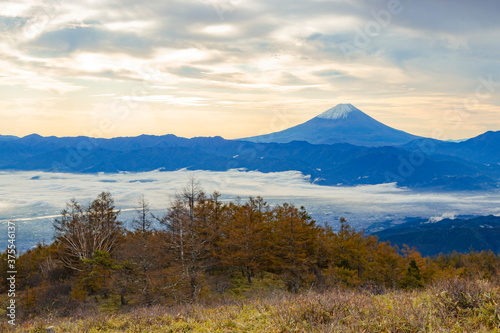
[428,212,457,223]
[2,169,500,250]
[115,94,212,106]
[1,0,500,139]
[2,169,499,222]
[0,67,83,93]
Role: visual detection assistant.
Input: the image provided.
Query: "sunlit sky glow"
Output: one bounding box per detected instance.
[1,0,499,140]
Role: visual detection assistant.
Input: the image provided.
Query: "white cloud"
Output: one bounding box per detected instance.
[103,20,158,33]
[0,68,83,93]
[201,24,237,35]
[428,212,457,223]
[1,0,499,139]
[115,94,212,106]
[2,169,500,250]
[1,170,499,223]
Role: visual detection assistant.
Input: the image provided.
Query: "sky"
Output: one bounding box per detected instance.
[1,0,499,140]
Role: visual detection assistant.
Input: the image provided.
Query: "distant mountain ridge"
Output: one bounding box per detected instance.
[403,131,500,165]
[0,135,19,141]
[374,215,500,256]
[0,131,499,190]
[1,103,498,190]
[241,104,423,147]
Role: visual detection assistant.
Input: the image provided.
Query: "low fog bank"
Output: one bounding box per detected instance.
[1,170,499,251]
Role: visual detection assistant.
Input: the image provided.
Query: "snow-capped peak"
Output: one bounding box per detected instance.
[317,104,359,120]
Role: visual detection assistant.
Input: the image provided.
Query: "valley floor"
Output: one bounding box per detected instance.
[5,279,500,333]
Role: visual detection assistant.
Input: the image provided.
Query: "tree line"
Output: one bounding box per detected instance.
[1,178,500,318]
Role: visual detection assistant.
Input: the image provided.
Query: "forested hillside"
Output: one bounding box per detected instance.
[1,180,500,331]
[375,215,500,256]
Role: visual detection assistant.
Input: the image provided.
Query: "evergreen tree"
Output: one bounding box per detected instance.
[400,259,424,289]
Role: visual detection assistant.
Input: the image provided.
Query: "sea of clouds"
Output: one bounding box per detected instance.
[1,169,500,251]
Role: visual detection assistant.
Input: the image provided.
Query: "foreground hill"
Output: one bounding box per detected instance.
[2,280,499,332]
[2,189,499,331]
[0,133,499,190]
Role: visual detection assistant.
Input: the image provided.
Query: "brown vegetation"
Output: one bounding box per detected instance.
[1,279,499,332]
[1,179,500,331]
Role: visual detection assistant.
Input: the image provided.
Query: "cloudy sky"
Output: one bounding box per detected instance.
[1,0,499,140]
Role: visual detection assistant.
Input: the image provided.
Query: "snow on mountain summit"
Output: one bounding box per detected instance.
[317,103,359,120]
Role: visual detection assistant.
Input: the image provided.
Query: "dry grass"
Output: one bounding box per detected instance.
[2,279,499,332]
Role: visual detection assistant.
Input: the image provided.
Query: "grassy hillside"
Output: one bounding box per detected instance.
[2,279,499,332]
[2,189,500,332]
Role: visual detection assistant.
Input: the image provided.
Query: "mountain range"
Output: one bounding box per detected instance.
[1,104,499,190]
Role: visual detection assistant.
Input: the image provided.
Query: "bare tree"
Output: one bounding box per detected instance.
[182,175,203,223]
[132,195,153,233]
[158,176,218,300]
[54,192,123,270]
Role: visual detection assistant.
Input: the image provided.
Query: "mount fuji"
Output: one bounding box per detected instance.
[241,104,423,147]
